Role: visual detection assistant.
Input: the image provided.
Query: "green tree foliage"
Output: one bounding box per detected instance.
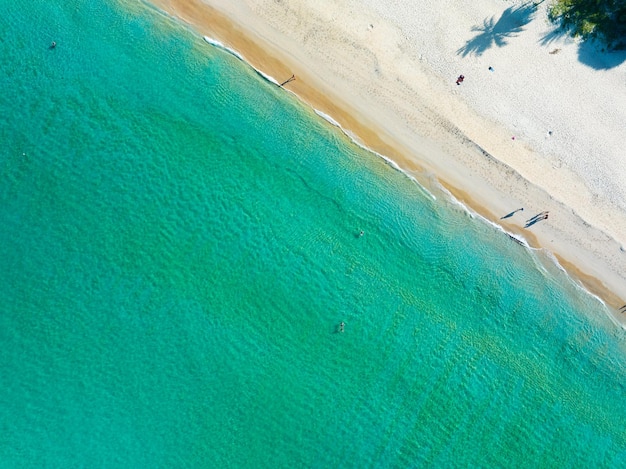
[548,0,626,49]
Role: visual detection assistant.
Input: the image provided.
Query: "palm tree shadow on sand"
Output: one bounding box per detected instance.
[458,3,538,57]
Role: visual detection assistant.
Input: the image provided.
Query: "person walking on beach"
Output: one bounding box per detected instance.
[456,75,465,85]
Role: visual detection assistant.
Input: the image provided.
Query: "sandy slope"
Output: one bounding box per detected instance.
[148,0,626,325]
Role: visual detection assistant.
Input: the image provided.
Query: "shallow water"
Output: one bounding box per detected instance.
[1,1,625,467]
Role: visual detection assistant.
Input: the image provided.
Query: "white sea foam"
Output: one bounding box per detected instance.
[200,29,626,329]
[539,249,623,328]
[203,36,244,61]
[202,27,620,328]
[425,173,620,329]
[201,35,437,202]
[257,71,281,86]
[203,35,281,86]
[313,110,436,201]
[314,109,341,128]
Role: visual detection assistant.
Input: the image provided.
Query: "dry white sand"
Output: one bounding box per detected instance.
[149,0,626,326]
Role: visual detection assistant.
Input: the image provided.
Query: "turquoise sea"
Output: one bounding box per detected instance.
[1,1,625,467]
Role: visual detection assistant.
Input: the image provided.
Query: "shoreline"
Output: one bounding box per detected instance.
[144,0,626,327]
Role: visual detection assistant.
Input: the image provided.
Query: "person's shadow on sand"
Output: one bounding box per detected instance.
[524,211,548,228]
[500,207,524,219]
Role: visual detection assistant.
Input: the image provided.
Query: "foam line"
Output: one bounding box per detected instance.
[203,36,280,86]
[199,33,625,327]
[202,34,436,202]
[314,112,436,201]
[203,36,243,61]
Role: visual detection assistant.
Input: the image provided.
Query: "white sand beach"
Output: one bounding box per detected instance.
[149,0,626,325]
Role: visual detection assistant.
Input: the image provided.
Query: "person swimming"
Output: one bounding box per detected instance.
[340,322,345,332]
